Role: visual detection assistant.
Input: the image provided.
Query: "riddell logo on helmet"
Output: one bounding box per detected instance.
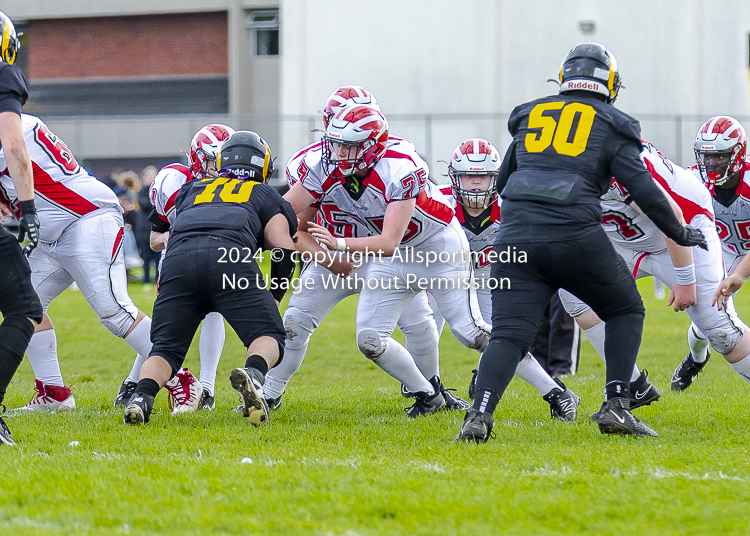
[701,145,716,150]
[567,80,601,90]
[468,167,485,171]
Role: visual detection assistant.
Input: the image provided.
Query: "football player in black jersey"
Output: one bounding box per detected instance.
[458,42,708,441]
[0,11,43,446]
[123,131,297,428]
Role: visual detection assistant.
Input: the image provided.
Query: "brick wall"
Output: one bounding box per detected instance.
[26,12,228,79]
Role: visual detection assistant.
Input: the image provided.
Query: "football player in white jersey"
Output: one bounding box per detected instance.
[0,114,154,411]
[292,104,490,416]
[432,138,580,421]
[264,86,470,414]
[671,116,750,389]
[559,140,750,401]
[114,124,234,412]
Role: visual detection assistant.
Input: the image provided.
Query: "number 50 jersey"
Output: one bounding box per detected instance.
[0,114,121,242]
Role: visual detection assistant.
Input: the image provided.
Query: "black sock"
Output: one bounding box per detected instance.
[245,354,269,377]
[604,313,644,386]
[605,381,629,401]
[0,316,35,405]
[471,388,501,414]
[135,378,160,399]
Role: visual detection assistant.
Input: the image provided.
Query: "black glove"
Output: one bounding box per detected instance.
[674,225,708,251]
[18,199,40,256]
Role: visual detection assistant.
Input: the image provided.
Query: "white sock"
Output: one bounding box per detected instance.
[124,316,153,358]
[584,320,641,382]
[198,312,225,396]
[25,329,64,386]
[731,353,750,385]
[264,336,310,400]
[515,353,559,396]
[372,338,433,394]
[403,319,440,380]
[688,323,710,363]
[126,354,149,384]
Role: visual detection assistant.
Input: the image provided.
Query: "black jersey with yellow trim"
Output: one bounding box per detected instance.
[170,174,297,251]
[0,63,28,115]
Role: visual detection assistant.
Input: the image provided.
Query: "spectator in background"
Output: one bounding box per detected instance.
[135,166,159,285]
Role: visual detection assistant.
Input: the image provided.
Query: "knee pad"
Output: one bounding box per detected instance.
[100,307,139,338]
[357,328,387,359]
[282,307,316,350]
[706,329,743,355]
[400,319,439,355]
[452,325,490,352]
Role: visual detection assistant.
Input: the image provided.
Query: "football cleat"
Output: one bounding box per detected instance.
[468,368,478,400]
[123,393,154,425]
[230,368,269,426]
[405,382,445,418]
[0,406,15,446]
[165,368,203,414]
[113,380,138,407]
[596,398,658,437]
[630,369,661,408]
[671,350,711,392]
[400,383,416,399]
[266,394,283,411]
[542,378,580,422]
[200,390,215,411]
[430,376,471,411]
[456,409,495,443]
[20,380,75,412]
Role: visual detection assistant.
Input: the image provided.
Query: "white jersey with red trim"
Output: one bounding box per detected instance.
[149,163,193,227]
[296,138,454,247]
[699,162,750,262]
[602,141,715,254]
[439,186,501,274]
[0,114,121,242]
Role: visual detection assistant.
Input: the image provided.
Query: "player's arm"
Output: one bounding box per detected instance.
[713,254,750,310]
[263,211,297,306]
[307,198,416,257]
[294,204,354,278]
[0,111,39,254]
[495,139,518,196]
[613,143,706,250]
[148,206,170,251]
[631,182,696,311]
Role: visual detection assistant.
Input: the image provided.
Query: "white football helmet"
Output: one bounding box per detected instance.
[448,138,501,209]
[189,124,235,179]
[322,86,380,129]
[321,104,389,177]
[694,116,747,187]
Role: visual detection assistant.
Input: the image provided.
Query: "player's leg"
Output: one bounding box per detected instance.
[124,238,207,425]
[197,312,225,409]
[264,261,362,404]
[0,227,42,444]
[356,259,443,417]
[21,246,77,411]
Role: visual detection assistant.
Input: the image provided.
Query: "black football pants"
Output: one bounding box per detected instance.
[475,227,645,407]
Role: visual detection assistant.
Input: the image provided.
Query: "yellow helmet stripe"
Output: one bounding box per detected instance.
[607,52,618,96]
[1,19,10,64]
[216,149,223,171]
[262,143,270,180]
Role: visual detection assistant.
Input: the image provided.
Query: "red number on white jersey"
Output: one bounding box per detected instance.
[366,216,421,244]
[400,168,428,199]
[602,210,644,241]
[734,219,750,250]
[319,204,358,238]
[33,124,80,175]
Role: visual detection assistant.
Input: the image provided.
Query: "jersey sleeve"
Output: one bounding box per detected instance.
[258,185,299,238]
[0,65,28,115]
[149,207,171,233]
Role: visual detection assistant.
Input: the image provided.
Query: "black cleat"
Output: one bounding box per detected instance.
[200,390,215,410]
[431,376,471,411]
[630,369,661,409]
[230,368,269,426]
[266,394,282,411]
[596,398,658,437]
[456,409,495,443]
[0,406,16,446]
[671,350,711,392]
[543,378,581,422]
[468,369,478,400]
[123,393,154,425]
[113,380,138,407]
[400,384,416,399]
[405,380,445,418]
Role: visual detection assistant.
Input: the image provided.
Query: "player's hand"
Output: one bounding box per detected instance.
[0,199,12,222]
[327,258,355,278]
[712,273,745,310]
[674,225,708,250]
[668,283,696,312]
[17,200,40,256]
[306,222,337,251]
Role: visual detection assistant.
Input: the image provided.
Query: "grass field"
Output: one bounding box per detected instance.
[1,277,749,535]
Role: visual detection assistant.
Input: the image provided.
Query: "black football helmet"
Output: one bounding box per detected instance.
[558,42,621,104]
[217,131,274,183]
[0,11,20,66]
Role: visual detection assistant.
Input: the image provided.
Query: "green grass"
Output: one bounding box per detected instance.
[1,278,750,535]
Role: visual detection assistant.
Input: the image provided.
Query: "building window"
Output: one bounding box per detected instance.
[245,10,279,57]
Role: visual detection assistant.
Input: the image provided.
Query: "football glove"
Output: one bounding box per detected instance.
[18,199,40,256]
[674,225,708,251]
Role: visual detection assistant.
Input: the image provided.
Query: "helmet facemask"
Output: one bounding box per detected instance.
[449,170,497,210]
[322,136,377,177]
[695,149,739,187]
